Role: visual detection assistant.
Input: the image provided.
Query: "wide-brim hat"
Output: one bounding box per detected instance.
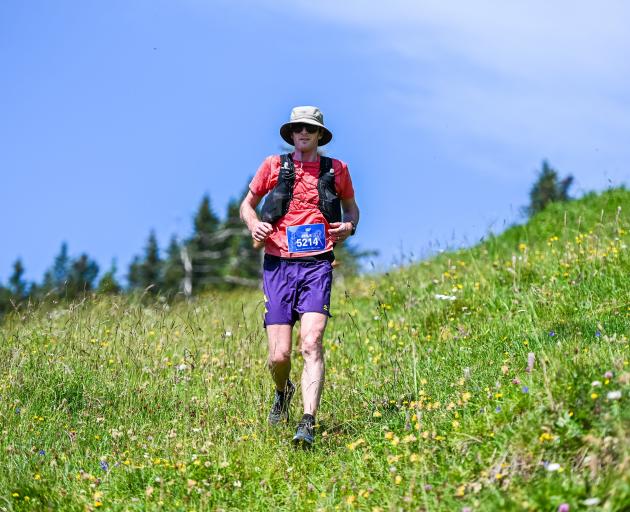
[279,106,333,146]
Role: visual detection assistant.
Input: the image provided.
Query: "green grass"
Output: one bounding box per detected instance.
[1,188,629,511]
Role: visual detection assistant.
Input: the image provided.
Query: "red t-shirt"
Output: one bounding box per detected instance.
[249,154,355,258]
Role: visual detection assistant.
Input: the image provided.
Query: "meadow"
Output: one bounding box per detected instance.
[1,188,628,511]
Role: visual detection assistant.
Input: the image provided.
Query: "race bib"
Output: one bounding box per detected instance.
[286,223,326,253]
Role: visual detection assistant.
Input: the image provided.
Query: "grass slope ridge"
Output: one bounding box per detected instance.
[1,188,628,511]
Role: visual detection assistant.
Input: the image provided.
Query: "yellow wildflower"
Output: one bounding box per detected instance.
[539,432,554,443]
[346,438,366,451]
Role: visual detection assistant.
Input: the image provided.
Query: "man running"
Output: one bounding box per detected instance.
[240,106,359,446]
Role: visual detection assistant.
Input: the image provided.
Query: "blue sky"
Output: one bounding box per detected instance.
[2,0,629,283]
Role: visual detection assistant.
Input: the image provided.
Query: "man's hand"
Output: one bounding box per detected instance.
[251,221,273,242]
[240,191,271,248]
[328,222,353,243]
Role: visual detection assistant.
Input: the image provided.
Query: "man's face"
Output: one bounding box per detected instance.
[290,123,322,152]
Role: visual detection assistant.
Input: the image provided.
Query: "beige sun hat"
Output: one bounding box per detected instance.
[279,106,333,146]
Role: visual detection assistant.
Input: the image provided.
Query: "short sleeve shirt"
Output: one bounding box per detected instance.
[249,154,355,258]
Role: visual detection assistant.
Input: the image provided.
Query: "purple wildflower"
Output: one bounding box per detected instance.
[495,406,501,413]
[99,460,109,472]
[604,371,613,379]
[549,330,556,337]
[15,408,20,414]
[522,386,529,393]
[558,504,569,512]
[595,330,601,337]
[38,450,46,456]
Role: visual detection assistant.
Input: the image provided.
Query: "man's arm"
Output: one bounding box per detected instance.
[328,197,360,243]
[240,190,273,243]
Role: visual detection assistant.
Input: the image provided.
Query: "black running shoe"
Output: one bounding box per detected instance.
[268,380,295,425]
[292,419,315,447]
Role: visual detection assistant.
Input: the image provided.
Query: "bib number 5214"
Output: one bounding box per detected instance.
[286,223,326,253]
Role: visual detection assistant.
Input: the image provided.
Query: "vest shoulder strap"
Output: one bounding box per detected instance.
[280,153,294,170]
[319,156,333,177]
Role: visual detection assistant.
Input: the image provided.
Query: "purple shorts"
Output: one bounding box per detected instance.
[262,254,333,326]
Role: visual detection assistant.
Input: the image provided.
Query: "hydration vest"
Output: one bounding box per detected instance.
[260,154,342,225]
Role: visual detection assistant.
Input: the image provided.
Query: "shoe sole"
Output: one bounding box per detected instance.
[292,435,314,448]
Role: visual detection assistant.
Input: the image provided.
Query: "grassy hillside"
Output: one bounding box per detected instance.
[1,188,628,511]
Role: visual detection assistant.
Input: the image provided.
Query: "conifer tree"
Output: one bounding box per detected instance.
[334,242,378,279]
[527,160,573,216]
[188,195,222,290]
[97,260,122,294]
[0,284,12,319]
[127,256,143,290]
[42,242,71,295]
[128,231,162,293]
[142,231,161,290]
[222,191,261,287]
[66,254,99,298]
[8,258,28,301]
[162,236,185,297]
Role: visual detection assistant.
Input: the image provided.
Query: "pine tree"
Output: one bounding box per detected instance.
[127,255,143,290]
[142,231,162,291]
[188,195,222,291]
[8,258,28,301]
[0,284,12,319]
[42,242,71,295]
[527,160,573,216]
[162,236,185,297]
[66,254,99,298]
[128,231,162,293]
[334,242,378,279]
[222,190,261,287]
[97,260,122,294]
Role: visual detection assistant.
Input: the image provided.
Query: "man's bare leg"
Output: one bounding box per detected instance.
[266,324,293,391]
[299,312,328,416]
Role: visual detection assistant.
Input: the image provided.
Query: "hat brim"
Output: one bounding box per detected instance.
[280,120,332,147]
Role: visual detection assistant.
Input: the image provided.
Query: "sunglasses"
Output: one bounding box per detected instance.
[290,123,319,134]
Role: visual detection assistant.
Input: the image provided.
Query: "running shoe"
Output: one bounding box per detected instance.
[292,418,315,447]
[268,380,295,425]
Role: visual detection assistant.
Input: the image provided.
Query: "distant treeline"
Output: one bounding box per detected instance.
[0,188,376,318]
[1,160,572,319]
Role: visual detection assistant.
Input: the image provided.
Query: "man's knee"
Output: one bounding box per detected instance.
[300,331,324,361]
[268,349,291,367]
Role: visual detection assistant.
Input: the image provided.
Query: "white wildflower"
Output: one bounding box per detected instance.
[546,462,561,472]
[526,352,535,373]
[434,294,456,301]
[607,390,622,400]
